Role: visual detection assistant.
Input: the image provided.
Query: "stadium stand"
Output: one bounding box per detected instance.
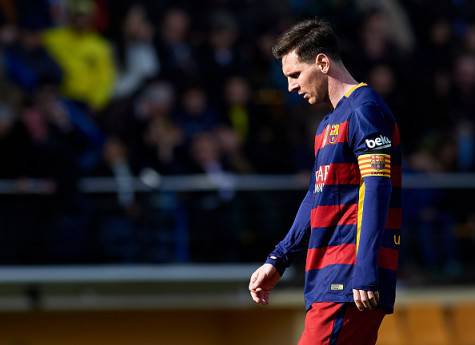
[0,0,474,344]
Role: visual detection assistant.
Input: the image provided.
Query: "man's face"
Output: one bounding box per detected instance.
[282,50,328,105]
[71,13,92,32]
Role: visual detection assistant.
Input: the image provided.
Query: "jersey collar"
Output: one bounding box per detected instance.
[344,82,368,98]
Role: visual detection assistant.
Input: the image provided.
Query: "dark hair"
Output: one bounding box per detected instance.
[272,19,341,63]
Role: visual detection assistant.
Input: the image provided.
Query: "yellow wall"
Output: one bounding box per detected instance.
[0,309,304,345]
[0,303,474,345]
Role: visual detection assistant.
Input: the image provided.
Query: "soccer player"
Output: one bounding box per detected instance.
[248,19,401,345]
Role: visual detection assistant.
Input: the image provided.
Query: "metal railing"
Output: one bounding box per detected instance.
[0,172,473,194]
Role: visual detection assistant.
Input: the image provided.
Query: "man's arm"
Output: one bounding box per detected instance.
[265,190,312,274]
[352,174,391,310]
[249,190,312,304]
[349,102,395,310]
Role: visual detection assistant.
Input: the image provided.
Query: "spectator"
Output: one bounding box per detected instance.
[186,132,239,261]
[199,11,244,93]
[220,76,273,172]
[4,83,95,263]
[367,64,406,129]
[451,53,475,120]
[403,135,461,277]
[42,0,116,110]
[0,103,25,178]
[221,76,252,142]
[214,126,253,174]
[357,0,415,54]
[113,4,160,98]
[350,9,405,80]
[156,8,198,83]
[126,81,186,175]
[94,137,141,263]
[3,22,62,93]
[19,84,92,181]
[174,85,218,141]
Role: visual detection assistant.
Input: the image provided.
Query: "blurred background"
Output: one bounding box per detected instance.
[0,0,474,344]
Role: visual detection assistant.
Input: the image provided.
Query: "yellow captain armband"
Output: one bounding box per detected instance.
[357,153,391,178]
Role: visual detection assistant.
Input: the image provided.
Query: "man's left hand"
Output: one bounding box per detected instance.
[352,289,379,311]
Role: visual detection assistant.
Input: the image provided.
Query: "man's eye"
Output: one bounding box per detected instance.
[290,73,300,78]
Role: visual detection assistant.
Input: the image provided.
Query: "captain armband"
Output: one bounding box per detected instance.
[357,153,391,178]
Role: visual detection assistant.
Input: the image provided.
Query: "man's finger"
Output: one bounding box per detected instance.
[367,291,378,308]
[359,290,371,310]
[250,290,260,303]
[353,289,364,311]
[374,291,380,304]
[260,291,270,305]
[249,270,260,290]
[250,288,270,305]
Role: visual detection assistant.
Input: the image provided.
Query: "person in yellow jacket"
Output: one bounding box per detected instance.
[43,0,116,110]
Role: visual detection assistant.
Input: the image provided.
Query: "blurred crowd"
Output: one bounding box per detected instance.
[0,0,474,279]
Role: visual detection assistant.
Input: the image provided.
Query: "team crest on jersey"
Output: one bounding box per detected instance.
[370,155,386,170]
[328,124,340,144]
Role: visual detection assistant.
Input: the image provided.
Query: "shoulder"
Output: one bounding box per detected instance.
[348,87,394,123]
[42,27,69,40]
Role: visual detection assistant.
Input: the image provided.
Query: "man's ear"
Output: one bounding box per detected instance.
[315,53,330,74]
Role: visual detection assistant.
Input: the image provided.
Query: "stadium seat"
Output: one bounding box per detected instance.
[405,303,451,345]
[451,302,475,345]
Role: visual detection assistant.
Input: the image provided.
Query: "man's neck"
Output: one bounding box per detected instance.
[327,63,358,108]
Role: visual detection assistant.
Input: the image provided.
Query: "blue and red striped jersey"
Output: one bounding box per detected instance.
[266,83,401,313]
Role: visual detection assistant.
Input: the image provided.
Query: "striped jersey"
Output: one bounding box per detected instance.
[266,83,401,313]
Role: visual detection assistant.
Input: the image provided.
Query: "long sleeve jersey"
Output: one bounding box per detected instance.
[266,83,401,313]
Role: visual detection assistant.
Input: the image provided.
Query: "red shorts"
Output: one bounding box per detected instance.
[298,302,385,345]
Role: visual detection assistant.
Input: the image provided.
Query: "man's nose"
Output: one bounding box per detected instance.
[288,81,299,93]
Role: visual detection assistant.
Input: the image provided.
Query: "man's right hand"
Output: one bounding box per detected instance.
[248,263,281,305]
